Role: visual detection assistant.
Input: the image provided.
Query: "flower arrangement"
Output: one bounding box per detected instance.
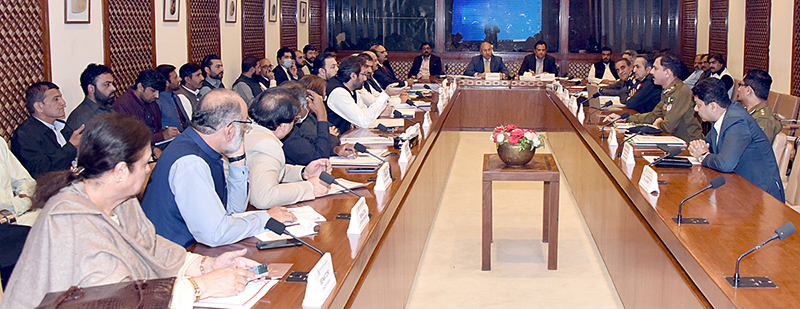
[490,124,544,150]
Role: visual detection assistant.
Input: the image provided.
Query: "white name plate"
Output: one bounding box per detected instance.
[302,252,336,308]
[620,142,635,165]
[638,165,660,196]
[347,197,369,235]
[485,72,501,80]
[398,141,412,163]
[374,162,392,191]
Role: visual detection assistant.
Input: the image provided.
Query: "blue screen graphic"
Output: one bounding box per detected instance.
[452,0,543,41]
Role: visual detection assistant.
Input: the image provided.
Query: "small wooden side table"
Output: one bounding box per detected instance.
[482,153,560,270]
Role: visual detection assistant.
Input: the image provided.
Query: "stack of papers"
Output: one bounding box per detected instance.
[286,206,326,223]
[324,178,369,196]
[394,108,416,117]
[630,135,687,146]
[330,149,387,166]
[195,280,277,309]
[370,118,405,128]
[340,136,394,146]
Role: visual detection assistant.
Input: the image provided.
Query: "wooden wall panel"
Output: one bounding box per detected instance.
[104,0,156,92]
[280,0,297,49]
[743,0,771,72]
[0,0,51,140]
[792,0,800,96]
[681,0,698,66]
[242,0,265,58]
[309,0,323,49]
[708,0,728,56]
[188,0,221,65]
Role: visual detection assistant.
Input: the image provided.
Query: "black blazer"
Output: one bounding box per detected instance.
[464,55,509,76]
[408,55,445,78]
[518,54,558,76]
[10,117,77,179]
[374,61,400,89]
[702,102,784,202]
[272,66,297,86]
[625,75,662,113]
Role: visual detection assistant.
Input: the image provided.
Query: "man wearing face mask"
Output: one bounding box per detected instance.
[314,52,338,81]
[67,64,117,131]
[273,47,299,86]
[244,87,332,209]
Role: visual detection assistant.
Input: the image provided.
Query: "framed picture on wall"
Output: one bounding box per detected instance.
[65,0,90,23]
[225,0,237,23]
[300,1,307,23]
[164,0,179,22]
[268,0,278,22]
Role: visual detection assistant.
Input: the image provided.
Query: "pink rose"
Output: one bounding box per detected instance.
[504,124,517,131]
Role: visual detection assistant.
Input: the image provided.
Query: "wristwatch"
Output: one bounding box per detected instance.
[0,209,16,225]
[228,153,246,163]
[187,277,202,302]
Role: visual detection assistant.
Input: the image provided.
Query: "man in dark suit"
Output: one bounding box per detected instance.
[689,78,784,202]
[370,44,400,88]
[273,47,299,86]
[408,42,445,79]
[11,82,83,179]
[518,41,558,76]
[464,42,509,77]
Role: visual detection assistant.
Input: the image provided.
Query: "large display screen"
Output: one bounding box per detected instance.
[452,0,543,41]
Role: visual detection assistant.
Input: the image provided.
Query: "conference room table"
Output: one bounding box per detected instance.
[191,79,800,308]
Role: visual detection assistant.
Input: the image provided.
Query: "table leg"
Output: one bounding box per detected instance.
[482,180,492,271]
[542,180,550,243]
[546,181,560,270]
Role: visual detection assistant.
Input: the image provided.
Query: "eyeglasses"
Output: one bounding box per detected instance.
[229,119,253,133]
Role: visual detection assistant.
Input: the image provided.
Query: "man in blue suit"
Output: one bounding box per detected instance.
[464,42,508,77]
[688,78,784,202]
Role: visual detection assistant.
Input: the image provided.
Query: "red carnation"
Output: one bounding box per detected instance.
[508,136,520,144]
[504,124,517,131]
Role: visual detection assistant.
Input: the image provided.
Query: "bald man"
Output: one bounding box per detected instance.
[464,42,508,77]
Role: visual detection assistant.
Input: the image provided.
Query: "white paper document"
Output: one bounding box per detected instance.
[339,136,395,146]
[324,178,369,196]
[286,205,326,223]
[330,150,386,166]
[370,118,405,128]
[630,135,687,147]
[194,280,277,309]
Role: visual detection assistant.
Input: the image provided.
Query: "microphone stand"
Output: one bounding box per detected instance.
[586,102,611,125]
[616,132,640,158]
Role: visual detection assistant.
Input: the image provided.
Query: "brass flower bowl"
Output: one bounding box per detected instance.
[497,143,535,166]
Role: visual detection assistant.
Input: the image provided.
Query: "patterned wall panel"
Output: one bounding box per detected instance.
[242,0,265,58]
[743,0,770,72]
[0,0,50,140]
[309,0,322,48]
[682,0,698,66]
[281,0,297,49]
[793,0,800,96]
[188,0,221,65]
[709,0,728,56]
[104,0,156,91]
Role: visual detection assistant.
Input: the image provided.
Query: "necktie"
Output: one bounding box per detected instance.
[484,59,491,73]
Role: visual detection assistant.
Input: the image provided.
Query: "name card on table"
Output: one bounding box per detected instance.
[577,104,585,123]
[620,142,635,165]
[302,252,336,308]
[398,141,412,163]
[423,111,432,128]
[485,72,501,80]
[638,165,660,196]
[374,162,392,191]
[347,197,370,235]
[608,128,618,146]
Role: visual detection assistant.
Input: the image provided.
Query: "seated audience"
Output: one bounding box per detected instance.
[1,113,262,309]
[621,50,638,62]
[696,54,711,83]
[245,87,332,209]
[0,141,37,226]
[465,42,509,77]
[689,78,784,201]
[155,64,189,132]
[314,52,339,81]
[66,63,116,131]
[326,55,406,134]
[587,47,619,84]
[283,77,356,165]
[370,44,401,88]
[11,82,83,179]
[323,46,338,58]
[175,62,204,119]
[684,54,705,89]
[233,55,264,105]
[255,57,278,90]
[606,54,702,142]
[599,58,634,103]
[198,54,225,99]
[113,69,180,145]
[303,45,319,72]
[707,53,734,98]
[295,49,310,76]
[274,47,299,85]
[408,42,445,79]
[518,41,557,76]
[141,89,295,248]
[360,51,385,98]
[735,69,782,144]
[623,54,662,113]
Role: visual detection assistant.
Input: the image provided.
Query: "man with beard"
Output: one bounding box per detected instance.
[408,42,444,79]
[198,54,225,99]
[295,50,310,77]
[232,56,264,105]
[175,63,204,119]
[683,54,705,89]
[113,69,180,145]
[598,58,634,103]
[141,89,295,248]
[518,41,557,76]
[155,64,189,132]
[303,45,318,72]
[314,52,338,81]
[67,63,117,131]
[587,47,619,84]
[706,54,735,98]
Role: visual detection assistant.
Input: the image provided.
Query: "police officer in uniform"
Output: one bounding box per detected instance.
[605,55,702,142]
[736,68,782,144]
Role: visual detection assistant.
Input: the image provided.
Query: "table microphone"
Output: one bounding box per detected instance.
[405,99,417,107]
[673,176,725,225]
[354,143,395,180]
[264,218,324,255]
[392,110,419,124]
[648,147,682,166]
[586,101,613,124]
[320,172,362,198]
[616,132,640,158]
[729,222,795,288]
[600,112,629,139]
[376,124,399,138]
[423,84,432,90]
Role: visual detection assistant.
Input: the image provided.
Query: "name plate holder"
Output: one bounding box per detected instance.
[301,252,336,308]
[373,162,392,191]
[347,197,370,235]
[620,142,635,165]
[639,165,660,196]
[485,72,501,80]
[398,141,412,163]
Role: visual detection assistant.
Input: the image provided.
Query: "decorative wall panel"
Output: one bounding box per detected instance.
[708,0,728,56]
[793,0,800,96]
[188,0,221,65]
[743,0,770,72]
[309,0,323,48]
[281,0,297,49]
[0,0,50,140]
[242,0,265,58]
[681,0,698,66]
[104,0,156,91]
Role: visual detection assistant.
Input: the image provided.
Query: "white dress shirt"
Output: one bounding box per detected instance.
[587,63,617,84]
[0,141,37,225]
[328,86,391,129]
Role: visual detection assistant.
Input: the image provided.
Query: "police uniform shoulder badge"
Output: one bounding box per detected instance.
[665,97,674,111]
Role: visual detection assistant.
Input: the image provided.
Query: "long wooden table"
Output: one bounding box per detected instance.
[193,81,800,308]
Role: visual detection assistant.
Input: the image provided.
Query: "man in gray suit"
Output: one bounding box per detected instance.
[464,42,508,77]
